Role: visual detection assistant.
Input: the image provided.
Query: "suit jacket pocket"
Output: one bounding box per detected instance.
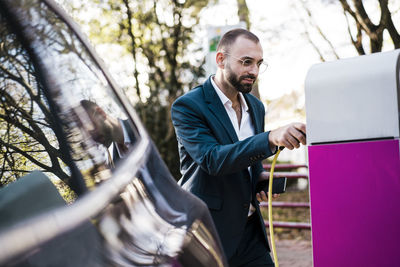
[196,193,222,211]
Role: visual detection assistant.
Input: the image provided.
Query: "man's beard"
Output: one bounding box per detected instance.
[226,65,256,94]
[92,122,114,147]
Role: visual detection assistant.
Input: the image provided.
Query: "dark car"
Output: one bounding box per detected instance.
[0,0,227,266]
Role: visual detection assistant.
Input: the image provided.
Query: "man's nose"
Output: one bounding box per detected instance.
[248,63,258,76]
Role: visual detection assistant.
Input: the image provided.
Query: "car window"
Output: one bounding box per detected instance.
[0,0,141,202]
[25,0,141,182]
[0,12,79,201]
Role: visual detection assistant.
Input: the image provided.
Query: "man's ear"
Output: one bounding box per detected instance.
[216,51,225,69]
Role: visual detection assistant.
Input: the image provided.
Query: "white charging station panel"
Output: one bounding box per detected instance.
[305,49,400,144]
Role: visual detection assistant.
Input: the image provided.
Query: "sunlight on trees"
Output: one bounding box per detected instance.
[58,0,216,179]
[0,22,70,186]
[53,0,399,170]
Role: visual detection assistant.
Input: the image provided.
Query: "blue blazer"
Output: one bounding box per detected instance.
[171,76,275,258]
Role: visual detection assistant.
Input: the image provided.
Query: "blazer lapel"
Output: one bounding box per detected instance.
[203,77,238,143]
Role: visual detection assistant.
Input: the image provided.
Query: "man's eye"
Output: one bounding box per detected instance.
[242,59,253,66]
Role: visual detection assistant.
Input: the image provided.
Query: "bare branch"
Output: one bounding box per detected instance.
[379,0,400,48]
[0,138,52,174]
[122,0,142,100]
[343,9,365,55]
[353,0,379,35]
[301,1,339,59]
[0,63,53,122]
[340,0,382,53]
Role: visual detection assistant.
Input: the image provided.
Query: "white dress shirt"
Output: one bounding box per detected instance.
[106,119,132,166]
[211,76,256,216]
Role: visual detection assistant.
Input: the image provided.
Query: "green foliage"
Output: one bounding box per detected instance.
[52,178,77,204]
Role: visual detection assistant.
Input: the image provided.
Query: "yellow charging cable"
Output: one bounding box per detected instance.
[268,147,283,267]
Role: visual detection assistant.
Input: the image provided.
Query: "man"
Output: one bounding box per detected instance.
[80,100,135,166]
[171,29,306,266]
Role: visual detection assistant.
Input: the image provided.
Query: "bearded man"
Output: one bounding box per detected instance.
[171,28,306,266]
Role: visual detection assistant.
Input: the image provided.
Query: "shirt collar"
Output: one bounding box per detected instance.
[211,75,249,112]
[118,118,131,145]
[108,119,131,160]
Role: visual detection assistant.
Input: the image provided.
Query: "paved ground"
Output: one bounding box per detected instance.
[275,239,313,267]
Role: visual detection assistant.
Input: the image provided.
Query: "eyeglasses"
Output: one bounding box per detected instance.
[224,53,268,74]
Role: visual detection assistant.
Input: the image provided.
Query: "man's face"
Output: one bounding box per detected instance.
[225,61,254,94]
[88,108,113,147]
[223,36,264,94]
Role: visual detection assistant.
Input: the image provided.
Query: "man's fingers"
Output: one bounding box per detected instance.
[272,193,280,199]
[278,133,294,150]
[280,131,298,150]
[294,122,306,135]
[261,190,267,200]
[257,191,268,202]
[257,192,280,202]
[286,134,300,149]
[282,140,293,150]
[256,192,266,202]
[294,123,307,144]
[269,122,307,149]
[288,127,305,147]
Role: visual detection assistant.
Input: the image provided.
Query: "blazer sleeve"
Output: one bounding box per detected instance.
[171,96,275,177]
[252,103,276,182]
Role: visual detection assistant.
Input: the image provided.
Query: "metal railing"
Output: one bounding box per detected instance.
[260,164,311,229]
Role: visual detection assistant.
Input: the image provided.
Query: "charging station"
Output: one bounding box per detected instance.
[305,49,400,267]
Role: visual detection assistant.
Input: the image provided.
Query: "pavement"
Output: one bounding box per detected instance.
[275,239,313,267]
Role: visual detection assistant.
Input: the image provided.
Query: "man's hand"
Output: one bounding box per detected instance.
[269,122,306,150]
[256,191,279,203]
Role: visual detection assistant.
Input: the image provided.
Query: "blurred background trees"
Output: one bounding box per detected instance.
[57,0,399,178]
[61,0,217,179]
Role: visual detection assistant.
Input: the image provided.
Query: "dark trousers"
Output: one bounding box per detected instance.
[228,214,274,267]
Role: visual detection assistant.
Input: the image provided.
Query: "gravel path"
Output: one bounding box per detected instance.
[274,239,313,267]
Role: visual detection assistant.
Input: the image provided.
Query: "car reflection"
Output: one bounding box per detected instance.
[0,0,227,266]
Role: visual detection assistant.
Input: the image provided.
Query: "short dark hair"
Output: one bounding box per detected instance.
[216,28,260,53]
[80,99,98,113]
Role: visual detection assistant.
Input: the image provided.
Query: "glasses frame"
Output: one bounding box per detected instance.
[223,53,268,74]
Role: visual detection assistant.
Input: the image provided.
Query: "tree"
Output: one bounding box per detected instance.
[237,0,251,30]
[0,18,72,187]
[299,0,400,60]
[61,0,214,179]
[339,0,399,54]
[236,0,261,99]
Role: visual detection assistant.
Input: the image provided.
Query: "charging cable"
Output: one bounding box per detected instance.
[268,147,283,267]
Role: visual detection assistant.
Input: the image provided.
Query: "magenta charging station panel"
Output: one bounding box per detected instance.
[305,49,400,267]
[308,139,400,266]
